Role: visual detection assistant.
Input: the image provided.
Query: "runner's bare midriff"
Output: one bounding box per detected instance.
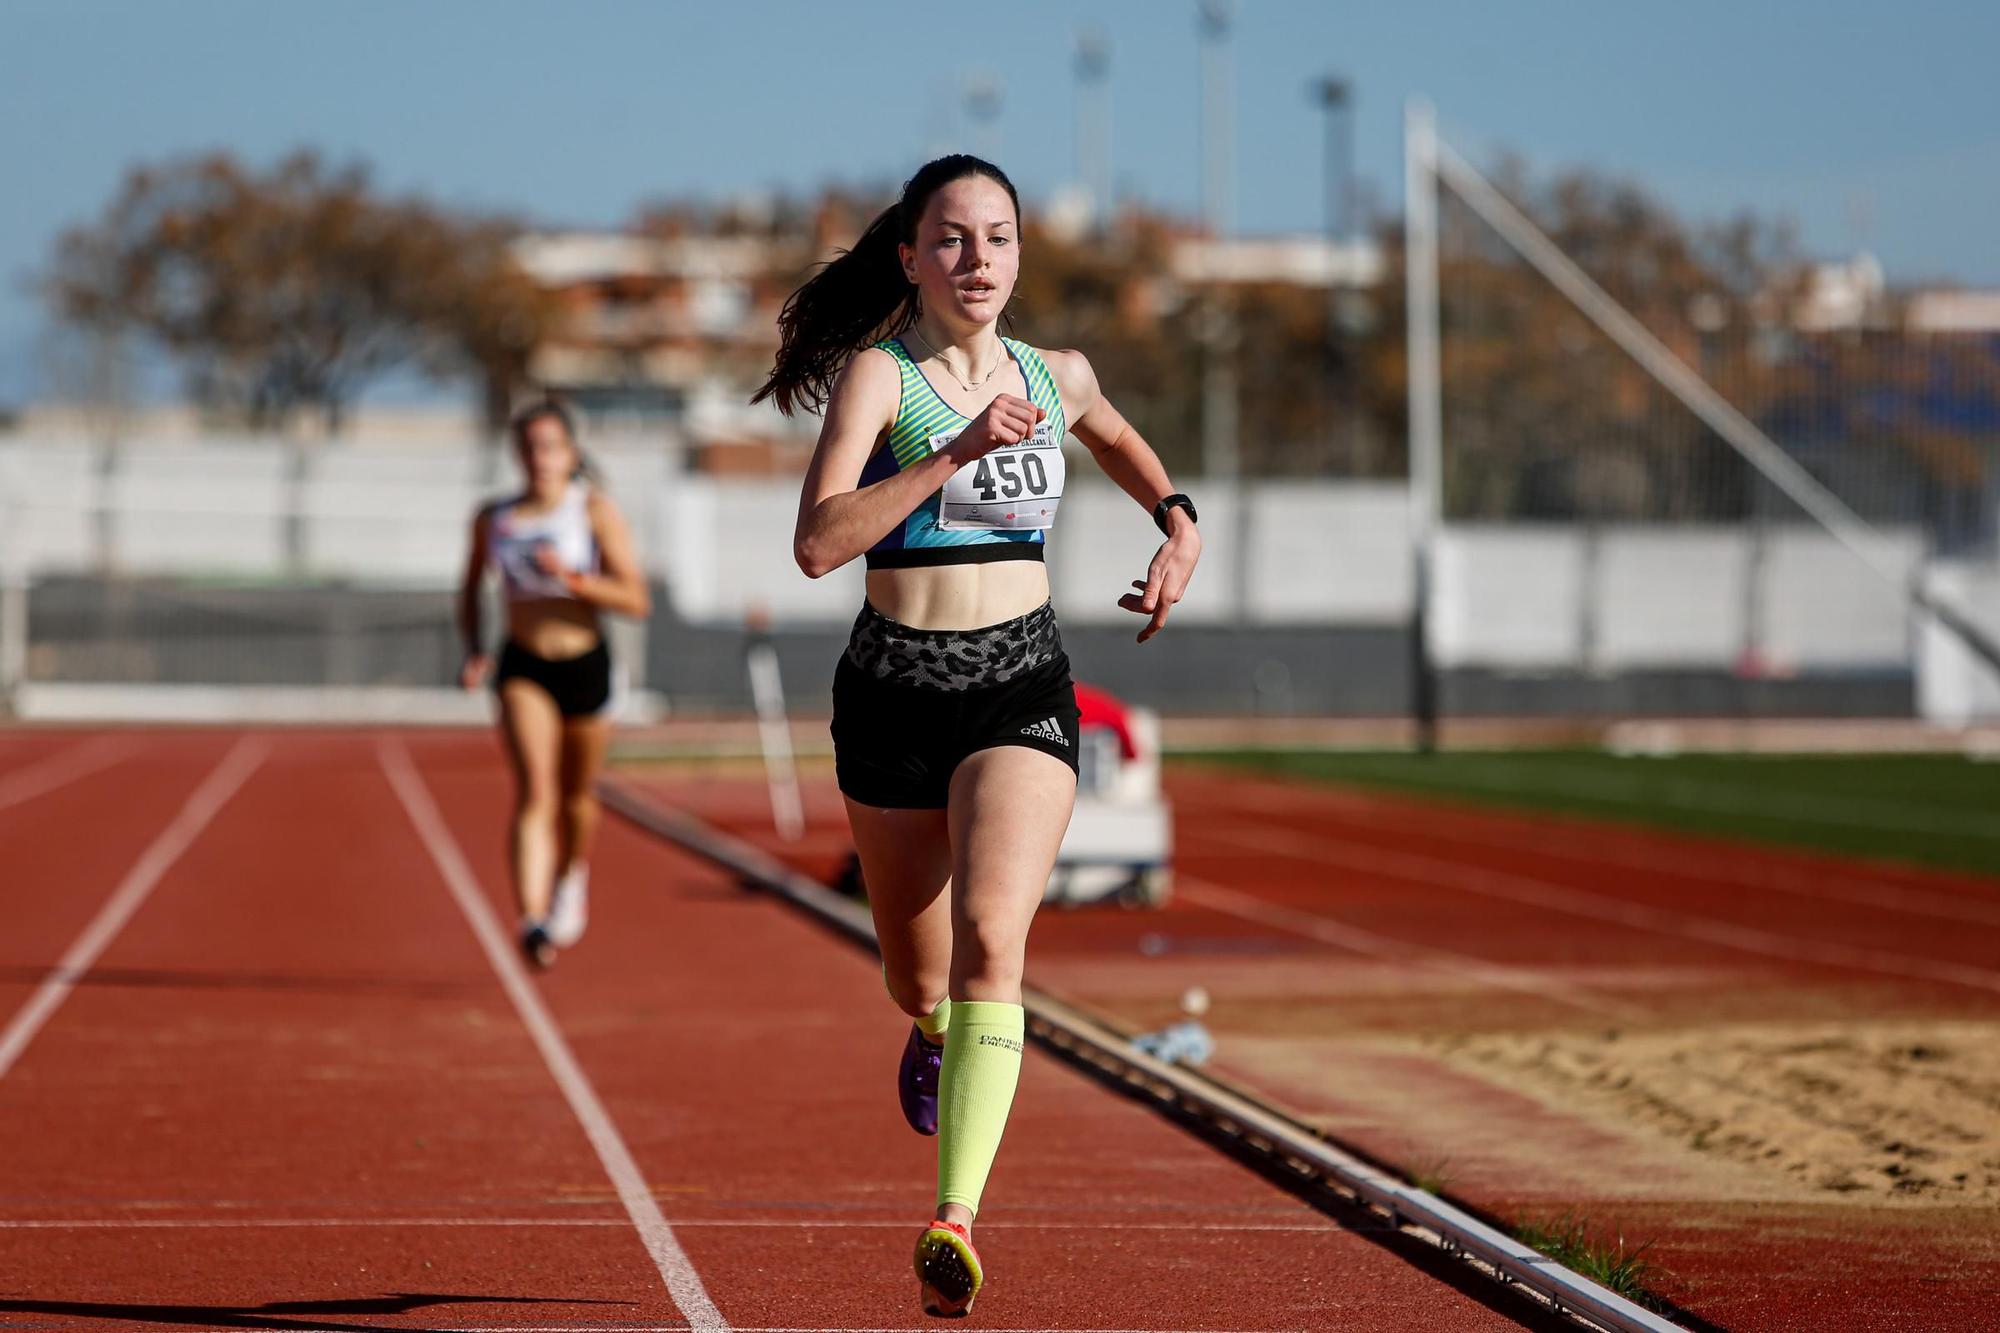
[866,561,1051,631]
[506,599,603,658]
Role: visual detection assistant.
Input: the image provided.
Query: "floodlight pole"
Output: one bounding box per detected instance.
[962,71,1003,161]
[0,492,24,716]
[1197,0,1239,481]
[1075,29,1112,234]
[1312,73,1355,469]
[1404,99,1443,753]
[1197,1,1247,623]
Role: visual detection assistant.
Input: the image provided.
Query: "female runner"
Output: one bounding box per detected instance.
[457,402,651,969]
[755,155,1200,1316]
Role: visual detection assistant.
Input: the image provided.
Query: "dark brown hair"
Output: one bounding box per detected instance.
[510,397,598,485]
[752,154,1021,417]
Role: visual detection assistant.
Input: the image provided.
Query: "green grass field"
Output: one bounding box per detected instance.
[1189,750,2000,879]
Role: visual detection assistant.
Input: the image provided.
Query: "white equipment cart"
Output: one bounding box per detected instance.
[1044,701,1172,908]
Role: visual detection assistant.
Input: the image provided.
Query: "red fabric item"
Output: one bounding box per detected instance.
[1073,681,1139,760]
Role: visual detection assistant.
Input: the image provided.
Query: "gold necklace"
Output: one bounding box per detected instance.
[906,328,1003,392]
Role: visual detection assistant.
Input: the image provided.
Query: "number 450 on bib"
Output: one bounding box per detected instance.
[931,421,1068,532]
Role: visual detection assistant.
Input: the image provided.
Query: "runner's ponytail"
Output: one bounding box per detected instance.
[753,155,1020,417]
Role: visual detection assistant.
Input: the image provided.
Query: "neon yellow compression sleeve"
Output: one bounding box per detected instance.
[935,1000,1025,1214]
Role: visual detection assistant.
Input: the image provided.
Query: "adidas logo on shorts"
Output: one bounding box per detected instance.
[1019,716,1069,747]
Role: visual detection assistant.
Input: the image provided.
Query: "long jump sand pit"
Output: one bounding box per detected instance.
[1421,1020,2000,1205]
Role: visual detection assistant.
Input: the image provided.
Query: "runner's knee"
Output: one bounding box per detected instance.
[950,917,1025,996]
[515,783,558,821]
[885,964,948,1019]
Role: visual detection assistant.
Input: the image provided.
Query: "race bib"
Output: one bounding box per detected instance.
[932,421,1067,531]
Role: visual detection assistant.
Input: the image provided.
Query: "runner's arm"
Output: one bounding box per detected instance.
[559,492,651,618]
[793,349,1037,577]
[458,508,493,657]
[1049,348,1201,642]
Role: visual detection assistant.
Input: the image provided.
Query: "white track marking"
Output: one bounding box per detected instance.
[0,1216,1340,1233]
[1202,785,2000,929]
[380,739,728,1333]
[257,1327,1296,1333]
[1176,875,1647,1021]
[0,736,133,814]
[0,736,262,1081]
[1198,821,2000,997]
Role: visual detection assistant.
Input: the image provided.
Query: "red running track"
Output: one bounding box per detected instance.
[0,730,1569,1332]
[620,759,2000,1331]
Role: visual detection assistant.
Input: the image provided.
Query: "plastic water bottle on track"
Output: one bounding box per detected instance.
[1131,1018,1215,1067]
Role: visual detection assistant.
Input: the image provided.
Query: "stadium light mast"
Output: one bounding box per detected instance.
[1196,0,1239,477]
[1310,74,1354,472]
[962,70,1004,163]
[1404,99,1443,753]
[1074,28,1112,235]
[1196,0,1244,620]
[1197,0,1234,238]
[1312,74,1354,244]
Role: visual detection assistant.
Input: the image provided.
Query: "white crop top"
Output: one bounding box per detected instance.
[487,483,600,602]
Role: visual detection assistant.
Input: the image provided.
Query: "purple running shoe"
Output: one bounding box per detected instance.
[898,1024,944,1136]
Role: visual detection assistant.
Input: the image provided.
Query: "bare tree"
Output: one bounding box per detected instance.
[46,151,552,433]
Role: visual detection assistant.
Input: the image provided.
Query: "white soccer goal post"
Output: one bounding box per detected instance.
[1403,99,2000,731]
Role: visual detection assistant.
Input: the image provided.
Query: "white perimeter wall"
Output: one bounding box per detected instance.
[1428,522,1925,674]
[0,439,1958,678]
[1918,561,2000,724]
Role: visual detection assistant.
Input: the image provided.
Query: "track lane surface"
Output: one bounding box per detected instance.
[611,758,2000,1331]
[0,734,680,1329]
[0,731,1561,1331]
[406,733,1564,1331]
[0,734,241,1044]
[1174,770,2000,989]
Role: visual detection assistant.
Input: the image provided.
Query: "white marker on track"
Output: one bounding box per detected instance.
[380,739,730,1333]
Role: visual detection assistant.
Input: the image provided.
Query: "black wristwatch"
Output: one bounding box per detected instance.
[1153,493,1198,536]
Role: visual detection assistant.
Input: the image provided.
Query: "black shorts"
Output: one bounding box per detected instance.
[495,640,612,718]
[831,602,1081,810]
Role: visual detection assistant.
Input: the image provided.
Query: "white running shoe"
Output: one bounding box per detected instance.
[545,866,590,949]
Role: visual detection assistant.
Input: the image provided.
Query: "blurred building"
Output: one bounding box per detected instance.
[509,218,826,473]
[1168,235,1382,289]
[507,195,1385,476]
[1787,255,1890,332]
[1908,288,2000,334]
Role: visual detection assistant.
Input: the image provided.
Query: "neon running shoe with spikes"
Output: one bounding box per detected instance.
[898,1024,944,1136]
[914,1219,982,1318]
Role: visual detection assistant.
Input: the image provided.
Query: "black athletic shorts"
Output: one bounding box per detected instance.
[831,601,1081,810]
[495,639,612,718]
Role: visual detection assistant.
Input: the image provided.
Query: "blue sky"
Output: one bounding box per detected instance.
[5,0,1997,406]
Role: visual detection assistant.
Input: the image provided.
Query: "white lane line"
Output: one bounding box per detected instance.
[264,1327,1298,1333]
[0,1216,1339,1233]
[1175,875,1647,1021]
[1197,821,2000,997]
[380,739,728,1333]
[0,735,134,814]
[0,736,263,1081]
[1203,787,2000,929]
